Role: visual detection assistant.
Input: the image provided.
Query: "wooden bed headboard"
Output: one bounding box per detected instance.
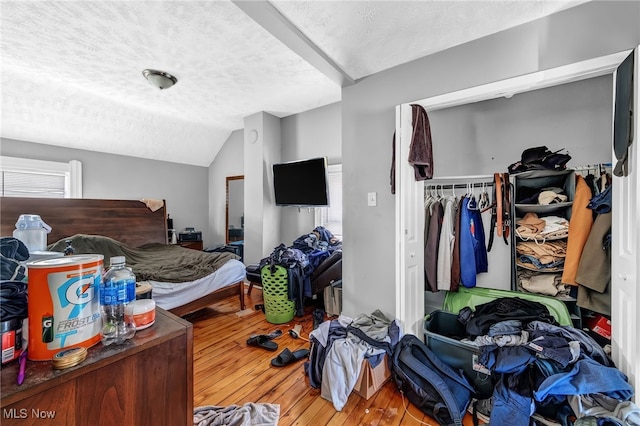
[0,197,168,247]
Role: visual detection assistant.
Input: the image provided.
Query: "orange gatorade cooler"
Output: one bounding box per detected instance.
[27,255,104,361]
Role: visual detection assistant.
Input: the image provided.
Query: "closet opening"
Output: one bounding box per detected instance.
[394,48,637,392]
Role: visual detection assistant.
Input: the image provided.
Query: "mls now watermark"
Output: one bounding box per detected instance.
[3,408,56,419]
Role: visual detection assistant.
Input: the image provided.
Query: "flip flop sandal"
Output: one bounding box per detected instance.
[270,348,310,367]
[246,335,278,351]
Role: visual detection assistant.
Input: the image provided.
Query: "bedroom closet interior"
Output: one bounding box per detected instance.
[395,50,637,393]
[422,175,512,310]
[424,165,614,335]
[417,71,617,323]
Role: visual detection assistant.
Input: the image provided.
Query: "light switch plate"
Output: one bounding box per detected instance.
[367,192,377,206]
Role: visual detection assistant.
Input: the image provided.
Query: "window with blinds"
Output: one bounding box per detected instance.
[0,156,82,198]
[315,164,342,239]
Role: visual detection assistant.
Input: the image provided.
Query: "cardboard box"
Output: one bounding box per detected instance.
[352,354,392,400]
[323,281,342,317]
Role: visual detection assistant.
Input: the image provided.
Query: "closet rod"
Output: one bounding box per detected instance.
[429,174,494,181]
[425,182,494,190]
[572,163,612,171]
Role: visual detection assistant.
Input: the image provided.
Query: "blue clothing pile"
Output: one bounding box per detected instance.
[458,297,635,425]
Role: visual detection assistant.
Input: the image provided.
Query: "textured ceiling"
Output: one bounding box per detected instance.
[0,1,586,167]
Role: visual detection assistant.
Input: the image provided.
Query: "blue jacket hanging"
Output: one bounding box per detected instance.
[459,196,488,287]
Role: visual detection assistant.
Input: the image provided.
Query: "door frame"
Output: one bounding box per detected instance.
[395,49,637,390]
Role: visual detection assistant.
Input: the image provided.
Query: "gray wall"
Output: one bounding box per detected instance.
[242,112,283,266]
[279,102,341,245]
[428,75,613,176]
[340,1,640,318]
[1,137,210,246]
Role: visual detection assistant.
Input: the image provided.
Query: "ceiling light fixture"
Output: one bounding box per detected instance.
[142,69,178,90]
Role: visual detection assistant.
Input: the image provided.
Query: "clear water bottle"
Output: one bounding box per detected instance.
[13,214,52,253]
[99,256,136,345]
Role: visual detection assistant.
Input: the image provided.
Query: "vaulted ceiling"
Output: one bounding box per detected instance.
[0,1,587,166]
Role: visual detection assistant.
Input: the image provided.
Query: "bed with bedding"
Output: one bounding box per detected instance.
[0,197,247,316]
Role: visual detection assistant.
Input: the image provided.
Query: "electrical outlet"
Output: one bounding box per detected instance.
[367,192,377,207]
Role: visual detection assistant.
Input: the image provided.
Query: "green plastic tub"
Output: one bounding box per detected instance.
[442,287,573,326]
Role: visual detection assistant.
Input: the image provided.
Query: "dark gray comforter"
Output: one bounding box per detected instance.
[48,234,239,283]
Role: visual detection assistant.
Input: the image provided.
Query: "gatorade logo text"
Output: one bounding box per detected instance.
[56,274,100,319]
[53,272,101,347]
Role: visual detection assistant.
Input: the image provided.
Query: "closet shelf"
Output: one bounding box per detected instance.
[515,201,573,213]
[516,261,563,273]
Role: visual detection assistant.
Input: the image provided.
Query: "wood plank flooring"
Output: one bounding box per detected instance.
[185,283,479,425]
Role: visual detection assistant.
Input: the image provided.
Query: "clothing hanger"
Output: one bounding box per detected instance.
[478,182,490,210]
[424,186,434,208]
[467,183,480,210]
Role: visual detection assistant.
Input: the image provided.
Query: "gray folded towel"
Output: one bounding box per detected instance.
[193,403,280,426]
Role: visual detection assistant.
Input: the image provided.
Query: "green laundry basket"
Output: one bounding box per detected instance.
[261,265,295,324]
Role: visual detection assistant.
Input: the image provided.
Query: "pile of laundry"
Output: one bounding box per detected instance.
[258,226,340,316]
[456,297,640,425]
[304,310,401,411]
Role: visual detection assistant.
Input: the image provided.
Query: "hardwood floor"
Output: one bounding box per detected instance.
[185,283,478,425]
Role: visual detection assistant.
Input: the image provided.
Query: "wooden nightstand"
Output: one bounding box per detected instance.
[178,240,203,251]
[1,308,193,426]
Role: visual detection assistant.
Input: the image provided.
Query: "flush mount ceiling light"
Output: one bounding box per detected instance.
[142,69,178,90]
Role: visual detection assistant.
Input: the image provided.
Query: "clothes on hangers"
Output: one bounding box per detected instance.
[423,180,493,291]
[576,212,612,316]
[459,195,488,288]
[424,197,444,292]
[437,196,458,291]
[450,196,464,292]
[562,175,594,286]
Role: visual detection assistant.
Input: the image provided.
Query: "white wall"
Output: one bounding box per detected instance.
[340,1,640,319]
[1,137,210,245]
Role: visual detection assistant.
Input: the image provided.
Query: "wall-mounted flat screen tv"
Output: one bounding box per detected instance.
[273,157,330,207]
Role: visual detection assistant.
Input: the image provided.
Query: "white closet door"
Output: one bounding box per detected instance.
[395,104,426,337]
[611,47,639,397]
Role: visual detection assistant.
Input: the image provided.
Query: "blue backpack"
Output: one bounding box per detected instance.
[391,334,475,426]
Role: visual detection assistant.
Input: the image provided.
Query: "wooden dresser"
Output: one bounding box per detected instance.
[1,308,193,426]
[178,240,203,251]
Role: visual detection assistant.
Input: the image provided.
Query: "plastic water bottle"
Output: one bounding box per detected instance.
[99,256,136,345]
[13,214,52,253]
